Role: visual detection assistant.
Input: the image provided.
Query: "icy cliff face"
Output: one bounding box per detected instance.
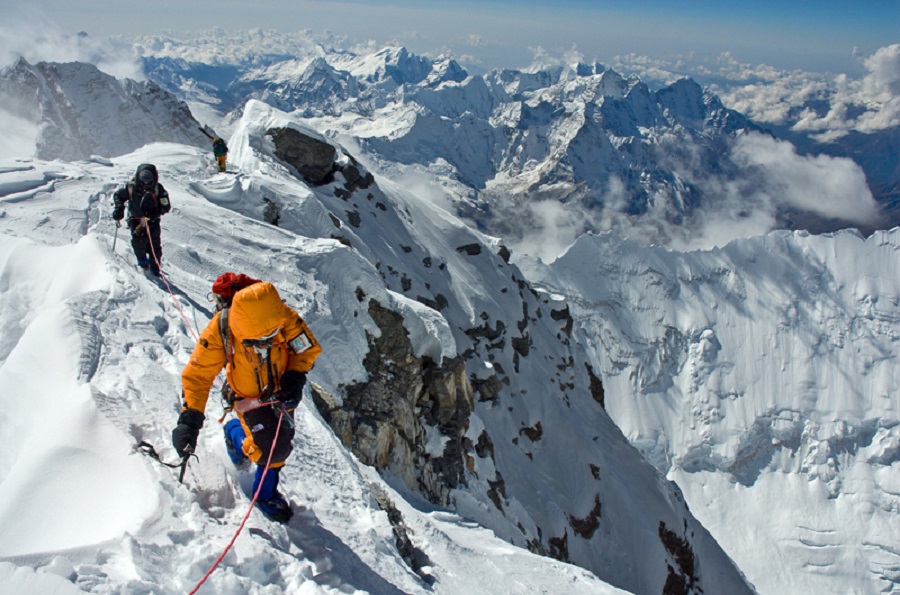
[0,58,209,160]
[519,228,900,594]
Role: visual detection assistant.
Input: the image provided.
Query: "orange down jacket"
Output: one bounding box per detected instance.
[181,282,322,413]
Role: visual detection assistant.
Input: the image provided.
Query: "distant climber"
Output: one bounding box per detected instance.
[263,197,281,226]
[112,163,171,276]
[172,272,322,523]
[212,136,229,172]
[198,126,229,172]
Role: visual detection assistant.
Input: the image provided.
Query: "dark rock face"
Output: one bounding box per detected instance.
[585,362,606,409]
[569,495,602,539]
[268,127,337,185]
[369,483,434,583]
[267,126,375,191]
[456,243,482,256]
[312,299,473,505]
[659,521,698,595]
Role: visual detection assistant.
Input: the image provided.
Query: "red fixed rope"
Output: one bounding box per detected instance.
[141,218,199,342]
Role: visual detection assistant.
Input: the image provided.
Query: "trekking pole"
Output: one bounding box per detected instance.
[113,221,120,251]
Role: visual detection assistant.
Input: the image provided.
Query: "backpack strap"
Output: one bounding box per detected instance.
[127,181,161,199]
[219,306,233,365]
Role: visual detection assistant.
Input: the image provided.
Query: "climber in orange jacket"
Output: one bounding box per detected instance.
[172,273,321,522]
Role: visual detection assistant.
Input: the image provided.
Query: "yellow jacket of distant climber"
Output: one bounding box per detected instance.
[181,281,322,413]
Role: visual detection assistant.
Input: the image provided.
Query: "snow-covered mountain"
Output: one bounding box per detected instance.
[0,58,209,161]
[1,31,898,595]
[519,228,900,594]
[0,87,756,593]
[135,32,889,254]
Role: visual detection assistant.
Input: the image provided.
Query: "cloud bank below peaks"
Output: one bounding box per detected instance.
[609,44,899,142]
[0,11,142,80]
[509,132,879,261]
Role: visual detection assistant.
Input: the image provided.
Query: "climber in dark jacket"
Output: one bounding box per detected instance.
[212,137,228,172]
[112,163,171,276]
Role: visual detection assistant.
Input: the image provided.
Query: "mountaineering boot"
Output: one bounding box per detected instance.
[253,465,293,523]
[137,256,150,269]
[256,490,293,523]
[223,418,249,469]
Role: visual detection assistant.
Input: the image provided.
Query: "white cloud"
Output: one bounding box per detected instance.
[862,44,900,100]
[729,133,879,224]
[0,108,39,159]
[466,34,485,48]
[607,44,899,139]
[511,198,589,262]
[504,130,880,260]
[711,45,900,137]
[0,12,143,80]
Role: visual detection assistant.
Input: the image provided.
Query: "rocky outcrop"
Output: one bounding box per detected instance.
[267,126,374,192]
[312,299,473,505]
[659,521,698,595]
[369,482,434,583]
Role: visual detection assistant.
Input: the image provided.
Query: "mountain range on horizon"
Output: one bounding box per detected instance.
[0,30,897,595]
[4,32,898,254]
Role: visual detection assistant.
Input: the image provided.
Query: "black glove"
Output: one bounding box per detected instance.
[172,408,204,457]
[112,206,124,221]
[277,370,306,409]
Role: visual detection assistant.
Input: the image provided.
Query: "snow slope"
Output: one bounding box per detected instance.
[0,145,627,594]
[520,229,900,594]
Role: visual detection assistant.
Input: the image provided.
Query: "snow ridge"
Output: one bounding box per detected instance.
[0,99,752,593]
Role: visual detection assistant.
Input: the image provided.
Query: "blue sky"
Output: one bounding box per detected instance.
[2,0,898,75]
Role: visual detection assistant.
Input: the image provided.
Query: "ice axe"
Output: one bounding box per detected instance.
[137,440,196,484]
[178,445,194,484]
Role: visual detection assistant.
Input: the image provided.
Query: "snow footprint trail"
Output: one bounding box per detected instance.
[0,177,381,593]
